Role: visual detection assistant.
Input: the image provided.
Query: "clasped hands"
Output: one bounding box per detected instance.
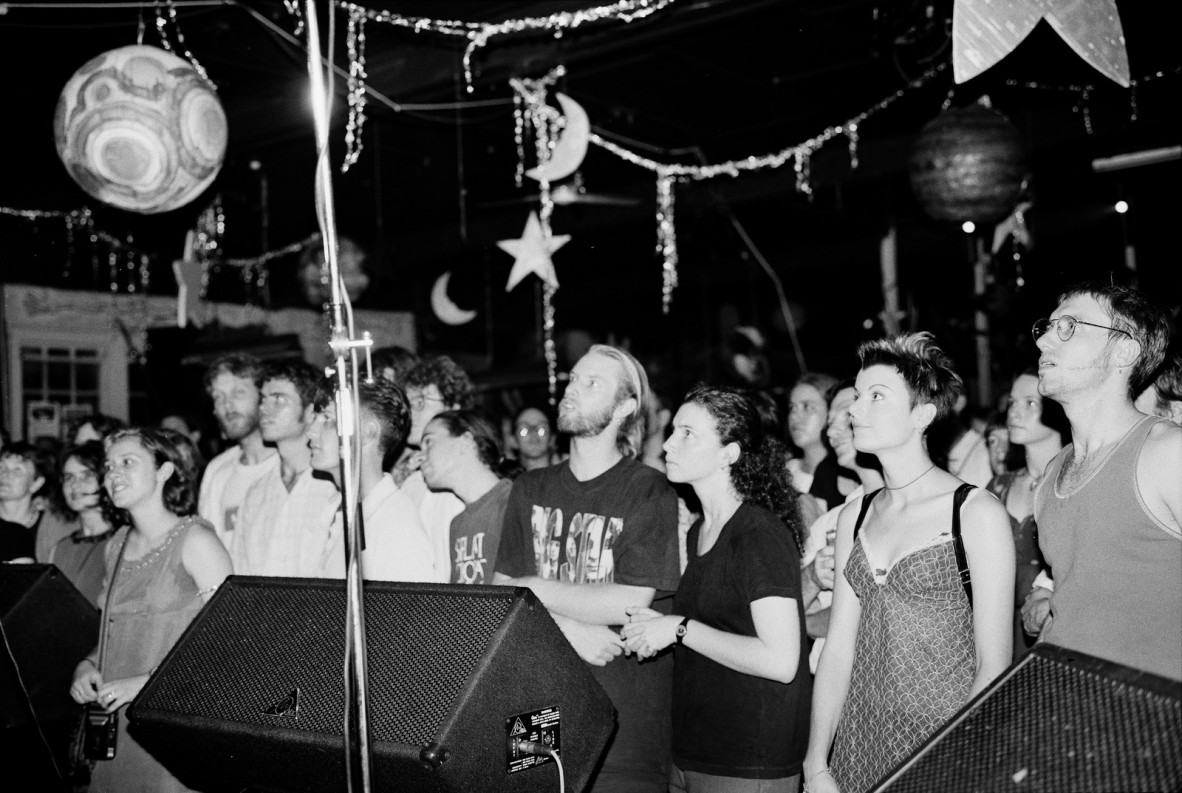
[620,606,680,661]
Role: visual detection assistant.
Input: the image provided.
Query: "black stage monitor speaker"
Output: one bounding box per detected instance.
[129,577,616,793]
[0,564,99,727]
[873,644,1182,793]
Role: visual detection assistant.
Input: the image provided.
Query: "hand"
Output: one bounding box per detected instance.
[620,608,678,660]
[94,674,149,713]
[70,662,102,705]
[812,545,836,591]
[803,769,841,793]
[1021,587,1053,636]
[556,619,624,667]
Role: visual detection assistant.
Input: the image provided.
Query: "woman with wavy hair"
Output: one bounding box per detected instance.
[802,334,1013,793]
[69,428,231,793]
[622,385,810,792]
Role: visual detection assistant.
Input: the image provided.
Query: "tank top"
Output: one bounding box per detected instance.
[1034,416,1181,680]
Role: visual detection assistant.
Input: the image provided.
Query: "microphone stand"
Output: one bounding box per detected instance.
[304,2,374,791]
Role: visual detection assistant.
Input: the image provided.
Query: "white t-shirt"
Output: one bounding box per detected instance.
[198,446,279,546]
[322,474,441,582]
[398,470,464,581]
[802,485,864,674]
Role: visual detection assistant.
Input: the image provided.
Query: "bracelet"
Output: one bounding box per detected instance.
[803,767,832,792]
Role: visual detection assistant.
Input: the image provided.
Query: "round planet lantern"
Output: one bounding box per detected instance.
[908,103,1029,224]
[54,45,228,214]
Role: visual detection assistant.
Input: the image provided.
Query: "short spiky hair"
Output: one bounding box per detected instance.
[204,353,267,393]
[1058,282,1172,397]
[404,356,475,409]
[857,332,963,425]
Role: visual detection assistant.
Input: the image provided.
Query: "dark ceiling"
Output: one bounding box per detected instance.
[2,0,1179,391]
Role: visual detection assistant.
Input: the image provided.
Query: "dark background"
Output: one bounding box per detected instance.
[2,0,1179,413]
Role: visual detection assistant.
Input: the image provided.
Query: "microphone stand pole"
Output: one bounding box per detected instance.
[304,2,374,791]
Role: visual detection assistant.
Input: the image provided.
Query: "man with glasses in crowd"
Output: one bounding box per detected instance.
[1027,282,1180,680]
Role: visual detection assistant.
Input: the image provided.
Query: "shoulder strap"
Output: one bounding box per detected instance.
[852,488,883,541]
[96,531,131,674]
[951,483,975,608]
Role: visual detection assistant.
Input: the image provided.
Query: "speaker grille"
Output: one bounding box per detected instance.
[136,581,513,746]
[878,648,1182,792]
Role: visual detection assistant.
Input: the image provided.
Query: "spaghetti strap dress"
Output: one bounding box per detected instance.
[829,491,975,793]
[89,517,208,793]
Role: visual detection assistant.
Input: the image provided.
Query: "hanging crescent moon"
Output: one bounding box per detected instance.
[431,271,477,326]
[526,93,589,183]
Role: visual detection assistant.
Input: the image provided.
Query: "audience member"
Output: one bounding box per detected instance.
[419,409,518,584]
[799,380,884,673]
[1026,283,1179,680]
[308,376,438,582]
[986,369,1068,661]
[233,361,339,577]
[373,345,421,471]
[928,394,994,488]
[786,372,839,513]
[1,441,56,563]
[510,405,561,471]
[47,442,126,604]
[398,355,476,577]
[804,333,1013,793]
[495,344,681,793]
[197,354,279,545]
[984,409,1020,478]
[622,385,810,790]
[69,428,230,793]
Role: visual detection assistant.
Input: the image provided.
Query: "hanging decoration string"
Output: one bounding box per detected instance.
[342,5,368,173]
[153,0,214,85]
[339,0,677,93]
[654,171,678,314]
[1004,65,1180,134]
[510,65,568,405]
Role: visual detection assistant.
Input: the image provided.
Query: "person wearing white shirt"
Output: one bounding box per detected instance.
[308,377,439,582]
[233,361,338,577]
[198,354,279,547]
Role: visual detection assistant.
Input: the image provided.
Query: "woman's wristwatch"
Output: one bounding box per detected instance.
[675,616,691,645]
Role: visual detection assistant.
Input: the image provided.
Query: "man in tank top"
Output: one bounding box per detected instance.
[1029,283,1180,680]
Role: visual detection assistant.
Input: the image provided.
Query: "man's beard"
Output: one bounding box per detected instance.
[558,401,615,438]
[218,412,257,442]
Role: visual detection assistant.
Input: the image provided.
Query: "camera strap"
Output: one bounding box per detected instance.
[96,532,130,675]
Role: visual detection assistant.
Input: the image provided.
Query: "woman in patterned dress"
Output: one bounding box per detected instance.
[69,428,231,793]
[802,334,1014,793]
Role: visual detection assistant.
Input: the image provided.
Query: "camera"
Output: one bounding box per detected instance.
[82,703,118,761]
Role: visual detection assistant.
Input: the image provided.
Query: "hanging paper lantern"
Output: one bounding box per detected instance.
[54,45,227,214]
[909,103,1028,224]
[299,237,370,306]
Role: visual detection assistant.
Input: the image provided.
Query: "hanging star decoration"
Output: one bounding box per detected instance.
[953,0,1130,87]
[497,211,570,292]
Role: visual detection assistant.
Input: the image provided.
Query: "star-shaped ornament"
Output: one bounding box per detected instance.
[497,211,570,292]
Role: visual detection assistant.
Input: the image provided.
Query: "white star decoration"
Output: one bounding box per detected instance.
[497,211,570,292]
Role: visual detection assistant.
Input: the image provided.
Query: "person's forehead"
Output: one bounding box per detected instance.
[63,456,91,472]
[408,383,443,398]
[828,388,856,414]
[857,364,904,388]
[262,378,298,395]
[107,438,147,457]
[790,383,825,404]
[673,402,713,428]
[1054,294,1108,322]
[213,372,256,392]
[573,353,621,383]
[0,454,34,469]
[515,408,548,427]
[1011,373,1040,395]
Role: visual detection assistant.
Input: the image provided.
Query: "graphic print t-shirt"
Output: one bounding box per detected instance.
[449,478,512,584]
[496,457,681,785]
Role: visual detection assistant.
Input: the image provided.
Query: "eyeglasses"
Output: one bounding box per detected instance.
[1032,316,1133,344]
[517,425,549,438]
[408,394,445,411]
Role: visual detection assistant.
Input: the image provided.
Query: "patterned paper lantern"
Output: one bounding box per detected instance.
[909,103,1029,224]
[54,45,227,214]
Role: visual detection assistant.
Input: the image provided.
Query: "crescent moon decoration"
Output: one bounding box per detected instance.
[525,93,589,183]
[431,271,478,325]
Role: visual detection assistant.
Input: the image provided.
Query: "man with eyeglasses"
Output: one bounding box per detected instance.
[232,360,340,577]
[512,405,559,471]
[1027,282,1180,681]
[395,355,476,580]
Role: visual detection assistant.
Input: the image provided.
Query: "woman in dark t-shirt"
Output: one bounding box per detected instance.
[622,385,811,791]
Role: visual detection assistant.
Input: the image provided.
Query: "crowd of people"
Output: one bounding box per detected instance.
[1,280,1179,793]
